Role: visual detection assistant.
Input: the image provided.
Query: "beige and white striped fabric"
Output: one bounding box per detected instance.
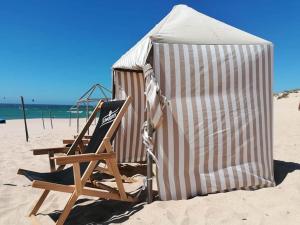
[143,64,164,129]
[113,70,147,163]
[153,42,274,200]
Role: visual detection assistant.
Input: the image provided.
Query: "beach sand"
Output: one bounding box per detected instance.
[0,93,300,225]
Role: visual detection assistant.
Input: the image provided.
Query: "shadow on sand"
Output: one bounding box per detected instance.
[49,197,145,225]
[43,164,156,225]
[274,160,300,185]
[47,188,160,225]
[40,160,300,224]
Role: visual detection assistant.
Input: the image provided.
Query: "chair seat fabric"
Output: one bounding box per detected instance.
[18,166,86,185]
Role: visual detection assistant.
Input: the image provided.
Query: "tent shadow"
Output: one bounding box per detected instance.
[91,164,150,182]
[274,160,300,185]
[45,189,155,225]
[119,163,148,177]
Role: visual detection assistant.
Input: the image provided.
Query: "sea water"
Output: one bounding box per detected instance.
[0,104,93,120]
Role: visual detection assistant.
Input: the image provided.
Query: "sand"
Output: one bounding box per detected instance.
[0,93,300,225]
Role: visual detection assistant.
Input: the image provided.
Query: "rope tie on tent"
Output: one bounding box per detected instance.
[142,63,168,168]
[142,121,159,166]
[143,63,171,128]
[129,173,148,199]
[145,72,170,111]
[160,95,171,111]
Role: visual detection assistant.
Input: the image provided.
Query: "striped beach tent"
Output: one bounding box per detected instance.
[112,4,274,200]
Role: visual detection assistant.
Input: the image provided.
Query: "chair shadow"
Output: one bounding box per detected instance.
[48,193,146,225]
[45,182,158,224]
[37,163,153,224]
[274,160,300,185]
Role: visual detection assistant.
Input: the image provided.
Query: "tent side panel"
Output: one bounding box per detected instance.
[153,42,274,200]
[113,69,146,163]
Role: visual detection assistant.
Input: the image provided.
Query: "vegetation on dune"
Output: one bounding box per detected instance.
[273,88,300,100]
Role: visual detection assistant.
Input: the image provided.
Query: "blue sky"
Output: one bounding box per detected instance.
[0,0,299,104]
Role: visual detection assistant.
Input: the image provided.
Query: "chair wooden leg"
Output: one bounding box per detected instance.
[107,158,128,201]
[48,151,56,172]
[28,190,50,216]
[56,192,78,225]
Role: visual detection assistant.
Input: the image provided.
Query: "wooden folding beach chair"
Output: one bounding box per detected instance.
[18,97,135,225]
[32,99,107,172]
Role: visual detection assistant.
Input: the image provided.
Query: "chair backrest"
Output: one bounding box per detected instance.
[84,100,126,154]
[79,97,131,182]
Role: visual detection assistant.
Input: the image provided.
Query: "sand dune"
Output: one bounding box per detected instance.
[0,93,300,225]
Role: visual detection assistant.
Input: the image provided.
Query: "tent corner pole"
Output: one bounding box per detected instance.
[147,102,153,204]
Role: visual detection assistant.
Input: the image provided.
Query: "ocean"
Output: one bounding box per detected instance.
[0,103,94,120]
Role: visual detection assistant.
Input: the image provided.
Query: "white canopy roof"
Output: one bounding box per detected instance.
[113,4,270,70]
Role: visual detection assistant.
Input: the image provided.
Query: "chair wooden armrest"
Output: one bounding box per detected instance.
[32,147,69,155]
[53,153,116,165]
